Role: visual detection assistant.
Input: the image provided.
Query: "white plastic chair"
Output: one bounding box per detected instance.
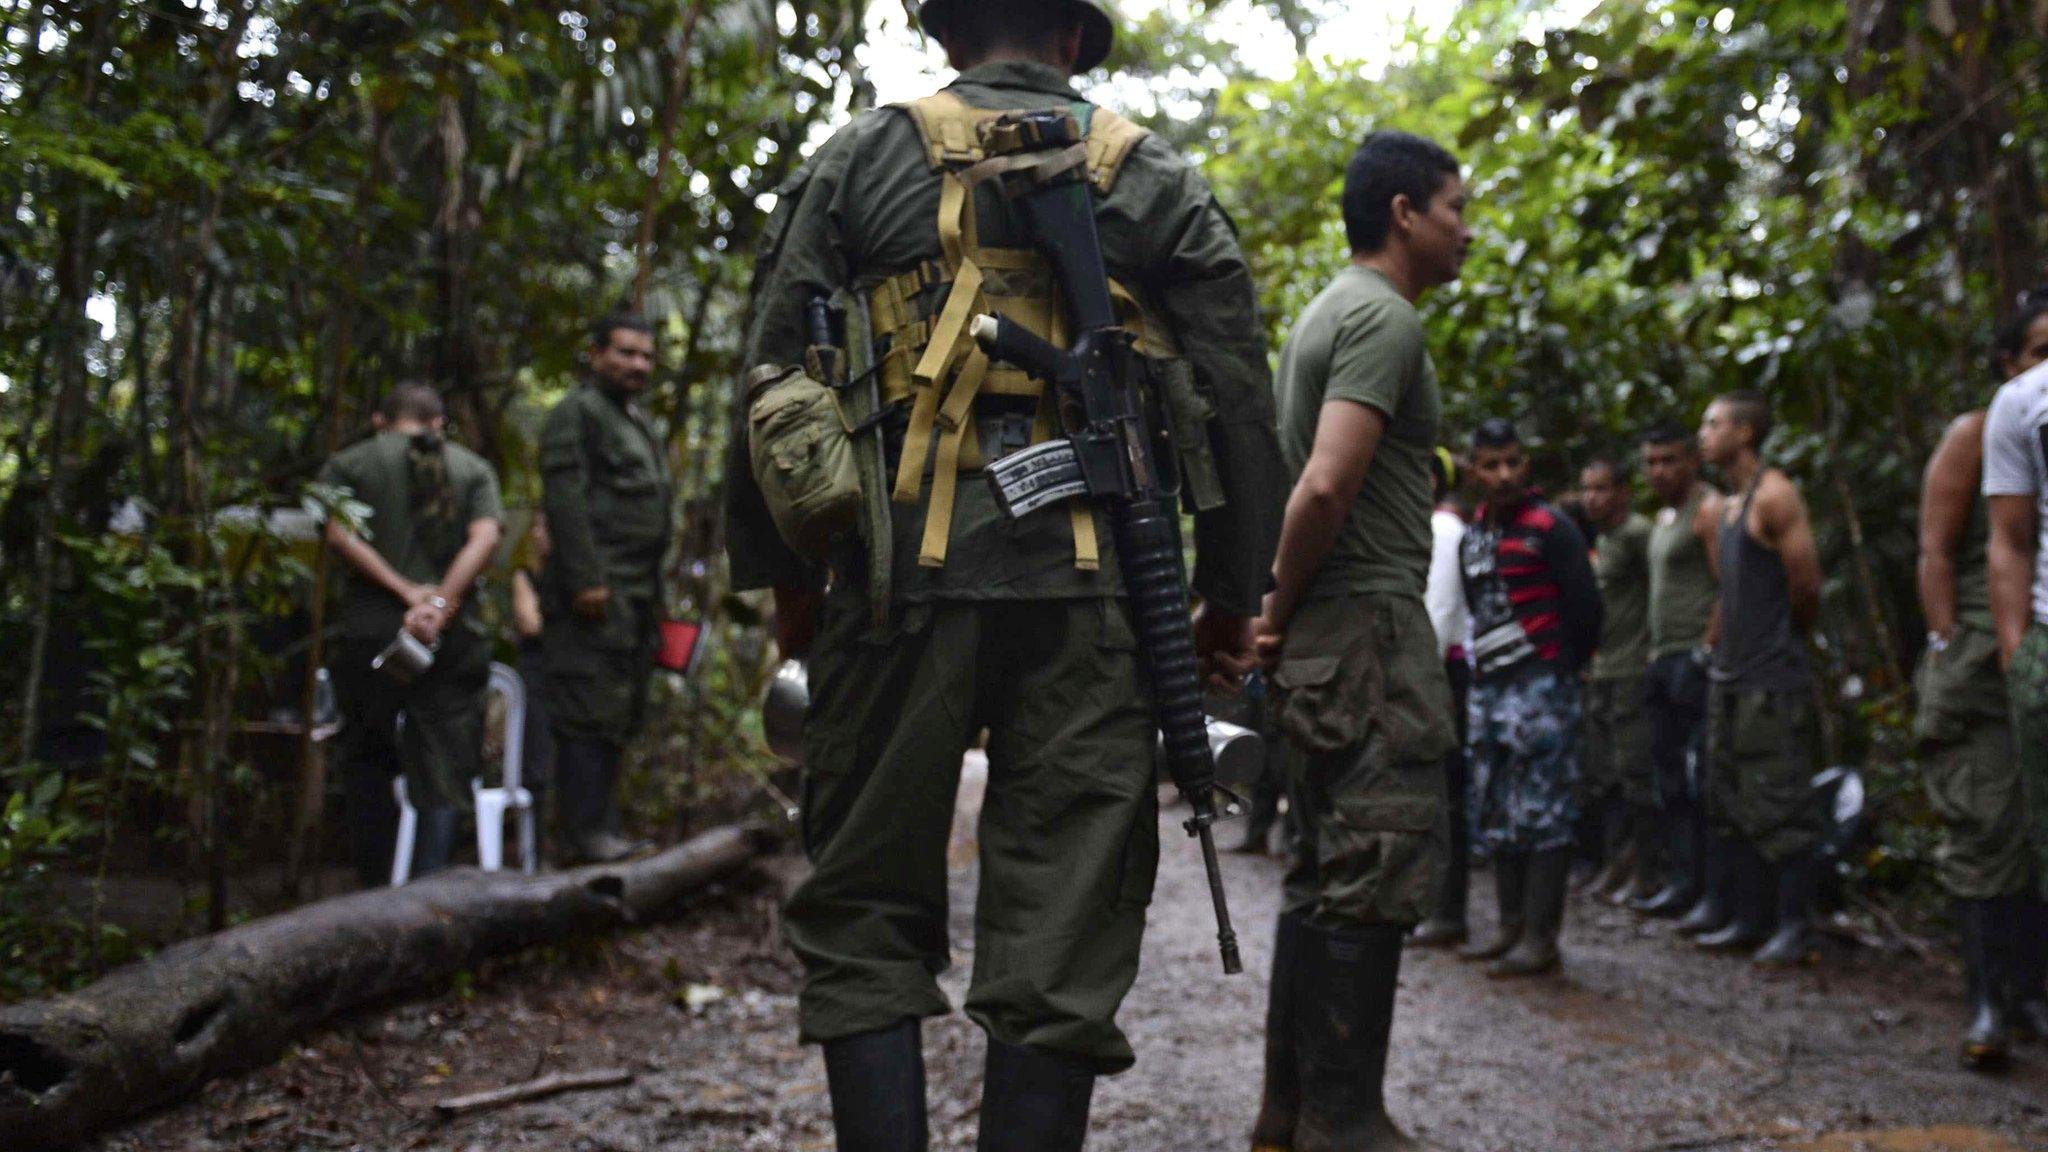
[388,662,537,885]
[476,662,537,876]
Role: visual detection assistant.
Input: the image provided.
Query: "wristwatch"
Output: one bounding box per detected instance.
[428,595,449,612]
[1925,630,1951,655]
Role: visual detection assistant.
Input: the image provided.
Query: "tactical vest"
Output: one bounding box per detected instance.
[866,90,1222,571]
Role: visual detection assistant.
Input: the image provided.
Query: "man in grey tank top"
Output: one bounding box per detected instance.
[1635,424,1725,927]
[1695,391,1825,967]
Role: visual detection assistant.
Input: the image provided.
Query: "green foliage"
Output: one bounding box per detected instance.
[0,0,869,997]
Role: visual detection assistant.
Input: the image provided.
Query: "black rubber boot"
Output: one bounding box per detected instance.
[1612,803,1662,906]
[1587,798,1635,899]
[2011,898,2048,1043]
[824,1019,929,1152]
[344,766,402,889]
[1753,852,1822,968]
[1957,900,2014,1070]
[1251,913,1305,1150]
[409,806,463,879]
[976,1036,1094,1152]
[1410,844,1470,947]
[556,738,649,864]
[1294,921,1431,1151]
[1674,831,1733,936]
[1697,839,1773,953]
[1490,848,1568,979]
[1457,851,1525,962]
[1634,804,1702,917]
[1413,757,1471,949]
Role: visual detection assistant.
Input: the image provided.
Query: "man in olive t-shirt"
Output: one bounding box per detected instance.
[317,384,504,887]
[1252,129,1467,1152]
[1579,456,1656,902]
[1271,268,1441,602]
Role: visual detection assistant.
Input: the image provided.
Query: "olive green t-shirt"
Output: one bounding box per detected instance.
[1590,511,1652,680]
[1274,264,1440,603]
[318,431,505,639]
[1647,483,1719,658]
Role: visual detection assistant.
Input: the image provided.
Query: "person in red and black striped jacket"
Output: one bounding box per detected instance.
[1455,417,1603,978]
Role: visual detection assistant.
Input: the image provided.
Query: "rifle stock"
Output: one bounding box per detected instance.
[970,109,1242,975]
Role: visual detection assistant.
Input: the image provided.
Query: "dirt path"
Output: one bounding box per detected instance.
[97,791,2048,1152]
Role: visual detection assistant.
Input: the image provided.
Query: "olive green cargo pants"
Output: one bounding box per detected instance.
[1582,675,1654,810]
[1270,594,1455,927]
[1704,683,1821,864]
[2001,624,2048,900]
[1915,621,2030,900]
[543,592,660,746]
[784,594,1159,1073]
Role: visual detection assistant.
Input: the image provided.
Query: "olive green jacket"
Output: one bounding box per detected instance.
[725,60,1286,616]
[540,384,673,602]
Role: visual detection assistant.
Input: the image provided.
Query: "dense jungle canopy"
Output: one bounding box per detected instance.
[1,0,2044,992]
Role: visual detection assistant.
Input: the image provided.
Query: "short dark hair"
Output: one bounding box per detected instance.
[1639,420,1694,449]
[1713,390,1773,447]
[379,382,445,424]
[1994,286,2048,372]
[591,311,654,351]
[1471,417,1520,451]
[1582,455,1631,485]
[1342,131,1460,254]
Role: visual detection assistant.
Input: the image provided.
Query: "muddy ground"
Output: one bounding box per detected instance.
[97,786,2048,1152]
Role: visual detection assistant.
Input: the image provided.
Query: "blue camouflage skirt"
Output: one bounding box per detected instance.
[1469,667,1582,854]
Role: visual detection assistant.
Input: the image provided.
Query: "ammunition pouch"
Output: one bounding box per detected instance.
[745,364,864,559]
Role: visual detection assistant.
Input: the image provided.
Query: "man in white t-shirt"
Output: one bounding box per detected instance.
[1981,295,2048,1044]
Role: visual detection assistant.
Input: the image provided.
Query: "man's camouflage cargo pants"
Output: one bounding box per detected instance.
[1270,594,1455,928]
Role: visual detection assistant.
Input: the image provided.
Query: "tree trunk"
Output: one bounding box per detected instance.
[632,0,710,312]
[0,825,766,1150]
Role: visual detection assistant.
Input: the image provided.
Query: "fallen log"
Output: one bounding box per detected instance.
[0,824,764,1149]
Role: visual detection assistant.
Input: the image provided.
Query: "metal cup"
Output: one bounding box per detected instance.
[762,659,810,762]
[1203,718,1264,786]
[371,629,437,685]
[1157,717,1264,787]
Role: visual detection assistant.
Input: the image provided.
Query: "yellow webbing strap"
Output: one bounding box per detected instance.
[881,90,1154,571]
[1083,108,1149,194]
[895,173,983,505]
[918,347,990,567]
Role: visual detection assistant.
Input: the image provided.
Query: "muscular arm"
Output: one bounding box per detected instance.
[323,519,428,607]
[1916,412,1984,640]
[1263,401,1387,633]
[1756,471,1822,632]
[436,519,501,614]
[1546,517,1604,669]
[539,402,605,599]
[511,569,543,639]
[1694,488,1724,647]
[1989,495,2037,665]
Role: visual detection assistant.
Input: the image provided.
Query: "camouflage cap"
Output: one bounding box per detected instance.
[912,0,1116,74]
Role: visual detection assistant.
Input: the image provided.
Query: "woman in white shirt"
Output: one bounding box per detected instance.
[1415,447,1474,947]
